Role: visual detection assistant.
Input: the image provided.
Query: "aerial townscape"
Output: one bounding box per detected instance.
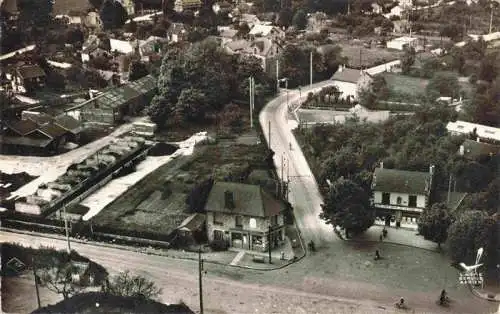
[1,0,500,313]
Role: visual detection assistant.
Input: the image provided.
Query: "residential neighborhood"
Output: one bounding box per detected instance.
[0,0,499,313]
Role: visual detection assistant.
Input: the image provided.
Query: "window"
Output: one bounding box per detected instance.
[396,196,402,205]
[213,212,223,225]
[249,218,257,229]
[235,215,243,227]
[214,230,224,240]
[409,195,417,207]
[382,192,390,205]
[271,215,278,226]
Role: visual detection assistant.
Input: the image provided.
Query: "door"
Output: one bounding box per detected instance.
[382,192,390,205]
[214,230,224,241]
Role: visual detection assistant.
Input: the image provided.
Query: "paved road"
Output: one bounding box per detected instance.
[5,232,496,314]
[259,82,340,247]
[0,232,407,314]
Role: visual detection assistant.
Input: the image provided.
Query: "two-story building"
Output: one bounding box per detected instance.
[331,65,373,101]
[371,164,435,227]
[204,182,286,252]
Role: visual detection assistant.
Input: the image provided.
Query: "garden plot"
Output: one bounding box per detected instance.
[81,132,208,220]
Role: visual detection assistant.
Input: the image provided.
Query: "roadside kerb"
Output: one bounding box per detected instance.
[1,225,306,271]
[468,284,500,303]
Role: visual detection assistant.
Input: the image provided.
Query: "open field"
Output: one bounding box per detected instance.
[382,73,429,97]
[341,44,401,68]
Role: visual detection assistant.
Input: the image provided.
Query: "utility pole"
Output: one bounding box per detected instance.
[249,76,253,129]
[268,225,272,264]
[32,257,41,309]
[268,120,271,149]
[286,159,290,202]
[359,49,362,69]
[309,51,313,86]
[347,0,350,15]
[447,174,452,205]
[198,247,204,314]
[276,59,279,92]
[281,155,285,198]
[490,3,494,34]
[63,205,71,253]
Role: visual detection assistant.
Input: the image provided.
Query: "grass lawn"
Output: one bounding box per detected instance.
[381,73,429,99]
[341,44,401,68]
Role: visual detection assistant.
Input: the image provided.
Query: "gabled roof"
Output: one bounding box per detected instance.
[331,68,364,83]
[372,167,432,195]
[249,24,281,37]
[0,136,53,147]
[177,213,206,232]
[459,139,500,160]
[205,181,284,217]
[446,120,500,142]
[5,119,39,136]
[16,65,45,79]
[38,123,68,139]
[55,115,83,133]
[23,111,53,125]
[225,39,251,52]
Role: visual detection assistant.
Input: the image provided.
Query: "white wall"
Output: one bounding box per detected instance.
[332,81,357,99]
[374,191,427,208]
[15,202,42,215]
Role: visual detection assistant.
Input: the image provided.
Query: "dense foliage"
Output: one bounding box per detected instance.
[417,203,452,248]
[320,177,374,236]
[146,39,275,127]
[448,210,499,268]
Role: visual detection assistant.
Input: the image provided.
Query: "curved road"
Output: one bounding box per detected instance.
[259,82,339,247]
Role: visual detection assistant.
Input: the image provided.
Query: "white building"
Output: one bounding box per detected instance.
[330,66,373,100]
[446,121,500,143]
[248,24,285,40]
[372,165,435,226]
[386,36,421,51]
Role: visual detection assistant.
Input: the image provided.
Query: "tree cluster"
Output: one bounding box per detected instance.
[146,39,275,128]
[279,43,346,87]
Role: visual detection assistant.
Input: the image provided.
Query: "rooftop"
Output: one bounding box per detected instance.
[459,139,500,160]
[372,167,433,195]
[205,181,284,217]
[446,120,500,142]
[16,65,46,79]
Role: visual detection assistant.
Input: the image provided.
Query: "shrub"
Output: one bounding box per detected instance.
[210,239,228,251]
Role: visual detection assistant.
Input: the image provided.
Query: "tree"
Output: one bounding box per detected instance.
[450,47,466,75]
[400,46,416,74]
[277,8,293,28]
[175,87,208,122]
[38,260,82,300]
[292,9,308,30]
[100,0,128,30]
[103,271,162,300]
[319,177,374,237]
[426,72,460,98]
[448,210,499,267]
[146,95,172,128]
[417,203,452,248]
[129,61,149,81]
[18,0,53,28]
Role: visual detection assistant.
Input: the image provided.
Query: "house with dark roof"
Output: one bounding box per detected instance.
[371,164,435,226]
[21,111,84,142]
[331,65,373,100]
[1,119,70,154]
[458,138,500,160]
[7,64,46,93]
[204,181,286,252]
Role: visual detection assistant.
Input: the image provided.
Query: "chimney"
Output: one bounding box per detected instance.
[459,145,465,156]
[429,164,435,175]
[338,64,343,72]
[380,161,384,168]
[477,137,481,143]
[224,190,235,209]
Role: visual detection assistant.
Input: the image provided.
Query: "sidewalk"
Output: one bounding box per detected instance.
[345,225,440,252]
